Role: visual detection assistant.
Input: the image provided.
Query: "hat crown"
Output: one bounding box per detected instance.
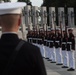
[0,2,26,15]
[0,2,26,10]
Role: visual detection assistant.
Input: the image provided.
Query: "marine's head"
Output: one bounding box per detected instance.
[68,28,73,33]
[51,28,55,33]
[0,2,26,33]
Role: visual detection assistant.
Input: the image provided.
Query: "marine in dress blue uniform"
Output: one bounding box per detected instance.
[67,28,75,71]
[62,29,68,68]
[0,2,46,75]
[50,29,56,63]
[55,28,63,65]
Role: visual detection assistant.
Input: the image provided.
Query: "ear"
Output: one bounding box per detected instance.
[0,17,2,26]
[18,17,21,26]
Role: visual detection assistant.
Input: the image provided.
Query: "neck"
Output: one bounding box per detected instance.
[2,27,19,33]
[2,30,18,33]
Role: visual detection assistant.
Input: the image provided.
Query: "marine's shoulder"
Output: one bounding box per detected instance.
[21,40,40,52]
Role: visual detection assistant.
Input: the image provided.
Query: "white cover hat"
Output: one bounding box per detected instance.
[0,2,26,15]
[68,28,73,31]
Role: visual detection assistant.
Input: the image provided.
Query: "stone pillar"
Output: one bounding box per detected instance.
[68,8,75,27]
[49,7,56,29]
[40,7,47,31]
[58,7,65,28]
[25,5,32,30]
[32,6,39,31]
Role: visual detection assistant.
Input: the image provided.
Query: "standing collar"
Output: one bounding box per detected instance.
[2,32,17,35]
[1,33,19,41]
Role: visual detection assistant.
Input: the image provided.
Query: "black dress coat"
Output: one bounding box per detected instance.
[0,34,47,75]
[67,33,75,51]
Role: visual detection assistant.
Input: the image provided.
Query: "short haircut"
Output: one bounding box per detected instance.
[0,14,21,28]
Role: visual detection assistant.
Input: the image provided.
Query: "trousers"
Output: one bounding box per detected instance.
[62,50,69,66]
[56,48,63,64]
[67,51,75,69]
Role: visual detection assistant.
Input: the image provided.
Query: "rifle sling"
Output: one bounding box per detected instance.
[2,40,25,75]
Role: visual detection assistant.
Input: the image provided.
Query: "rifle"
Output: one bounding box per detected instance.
[60,21,62,37]
[52,11,56,39]
[60,11,64,40]
[64,20,68,50]
[44,10,47,37]
[65,5,68,45]
[59,20,63,47]
[71,11,74,27]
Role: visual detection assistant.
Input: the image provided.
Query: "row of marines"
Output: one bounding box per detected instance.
[27,28,75,71]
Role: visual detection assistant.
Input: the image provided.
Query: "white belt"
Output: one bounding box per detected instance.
[44,40,47,41]
[67,42,72,44]
[55,41,59,43]
[62,42,66,44]
[47,40,50,42]
[32,38,33,39]
[50,41,53,42]
[29,38,32,39]
[38,39,42,40]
